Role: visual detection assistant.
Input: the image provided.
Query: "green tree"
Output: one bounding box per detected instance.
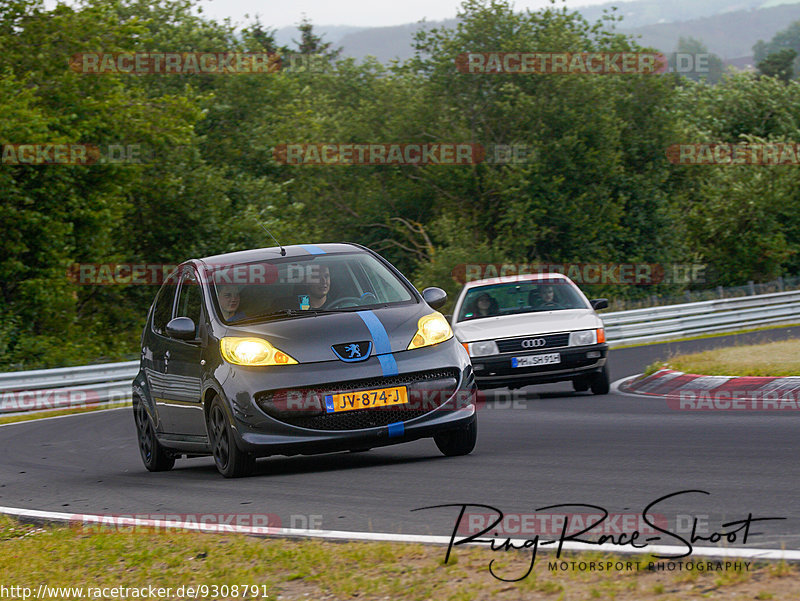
[754,20,800,80]
[294,16,342,59]
[757,48,797,82]
[671,75,800,283]
[402,0,685,279]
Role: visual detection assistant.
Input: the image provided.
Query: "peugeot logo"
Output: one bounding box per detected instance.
[331,341,372,362]
[521,338,547,348]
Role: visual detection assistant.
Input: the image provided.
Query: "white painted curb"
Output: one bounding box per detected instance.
[1,505,798,562]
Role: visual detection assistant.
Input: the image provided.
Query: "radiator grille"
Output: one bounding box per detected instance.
[255,368,463,431]
[496,333,570,353]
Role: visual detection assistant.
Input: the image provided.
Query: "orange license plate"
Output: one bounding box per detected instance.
[324,386,408,413]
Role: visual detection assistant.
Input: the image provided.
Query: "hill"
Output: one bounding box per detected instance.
[300,1,800,63]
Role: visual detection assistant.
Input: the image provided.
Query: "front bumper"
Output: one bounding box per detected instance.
[216,339,476,457]
[470,343,608,389]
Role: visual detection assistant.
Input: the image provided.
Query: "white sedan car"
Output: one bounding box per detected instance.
[452,273,610,394]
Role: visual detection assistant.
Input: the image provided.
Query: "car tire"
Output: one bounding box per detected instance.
[590,366,610,395]
[207,396,256,478]
[434,419,477,456]
[572,376,590,392]
[133,398,175,472]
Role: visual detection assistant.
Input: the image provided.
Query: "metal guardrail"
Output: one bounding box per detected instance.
[603,289,800,346]
[2,290,800,413]
[0,361,137,414]
[0,360,139,391]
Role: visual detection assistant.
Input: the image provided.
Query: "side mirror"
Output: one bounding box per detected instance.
[590,298,609,311]
[422,287,448,310]
[166,316,197,340]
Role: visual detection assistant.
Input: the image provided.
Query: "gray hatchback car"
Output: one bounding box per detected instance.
[133,243,477,477]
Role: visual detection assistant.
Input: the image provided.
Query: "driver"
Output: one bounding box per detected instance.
[306,264,330,309]
[539,285,558,308]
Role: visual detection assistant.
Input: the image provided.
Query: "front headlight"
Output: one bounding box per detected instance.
[408,312,453,349]
[220,337,298,366]
[568,330,597,347]
[466,340,499,357]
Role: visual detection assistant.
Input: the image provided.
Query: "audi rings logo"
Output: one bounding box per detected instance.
[521,338,547,348]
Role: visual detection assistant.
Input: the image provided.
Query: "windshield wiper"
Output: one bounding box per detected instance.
[236,307,362,323]
[237,309,319,322]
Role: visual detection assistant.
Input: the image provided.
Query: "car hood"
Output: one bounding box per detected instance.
[453,309,603,343]
[222,304,431,363]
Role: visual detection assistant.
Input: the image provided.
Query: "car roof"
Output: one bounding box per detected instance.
[461,272,572,290]
[196,243,363,265]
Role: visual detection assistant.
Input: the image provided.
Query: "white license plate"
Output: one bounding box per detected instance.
[512,353,561,368]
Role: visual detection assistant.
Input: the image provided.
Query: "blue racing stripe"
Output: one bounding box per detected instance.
[300,244,326,255]
[387,422,404,437]
[377,354,398,375]
[356,311,399,376]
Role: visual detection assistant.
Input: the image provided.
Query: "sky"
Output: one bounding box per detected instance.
[194,0,628,29]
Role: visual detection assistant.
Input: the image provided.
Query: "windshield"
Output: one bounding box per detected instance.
[456,279,589,322]
[208,252,415,324]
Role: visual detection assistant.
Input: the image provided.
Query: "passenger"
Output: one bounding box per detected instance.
[475,292,499,317]
[216,284,247,321]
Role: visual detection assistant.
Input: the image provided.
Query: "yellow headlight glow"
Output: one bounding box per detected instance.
[220,337,298,366]
[408,312,453,350]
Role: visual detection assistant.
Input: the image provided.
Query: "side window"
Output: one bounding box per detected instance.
[152,271,179,336]
[176,269,202,337]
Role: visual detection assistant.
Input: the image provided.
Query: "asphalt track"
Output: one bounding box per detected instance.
[2,326,800,554]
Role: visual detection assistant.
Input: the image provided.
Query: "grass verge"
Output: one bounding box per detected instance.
[0,515,798,600]
[645,338,800,377]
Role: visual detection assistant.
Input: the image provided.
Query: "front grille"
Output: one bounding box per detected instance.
[255,368,461,431]
[496,332,570,353]
[282,408,431,431]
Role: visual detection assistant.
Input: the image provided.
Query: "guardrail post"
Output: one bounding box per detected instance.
[748,281,755,296]
[717,286,724,298]
[778,276,784,292]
